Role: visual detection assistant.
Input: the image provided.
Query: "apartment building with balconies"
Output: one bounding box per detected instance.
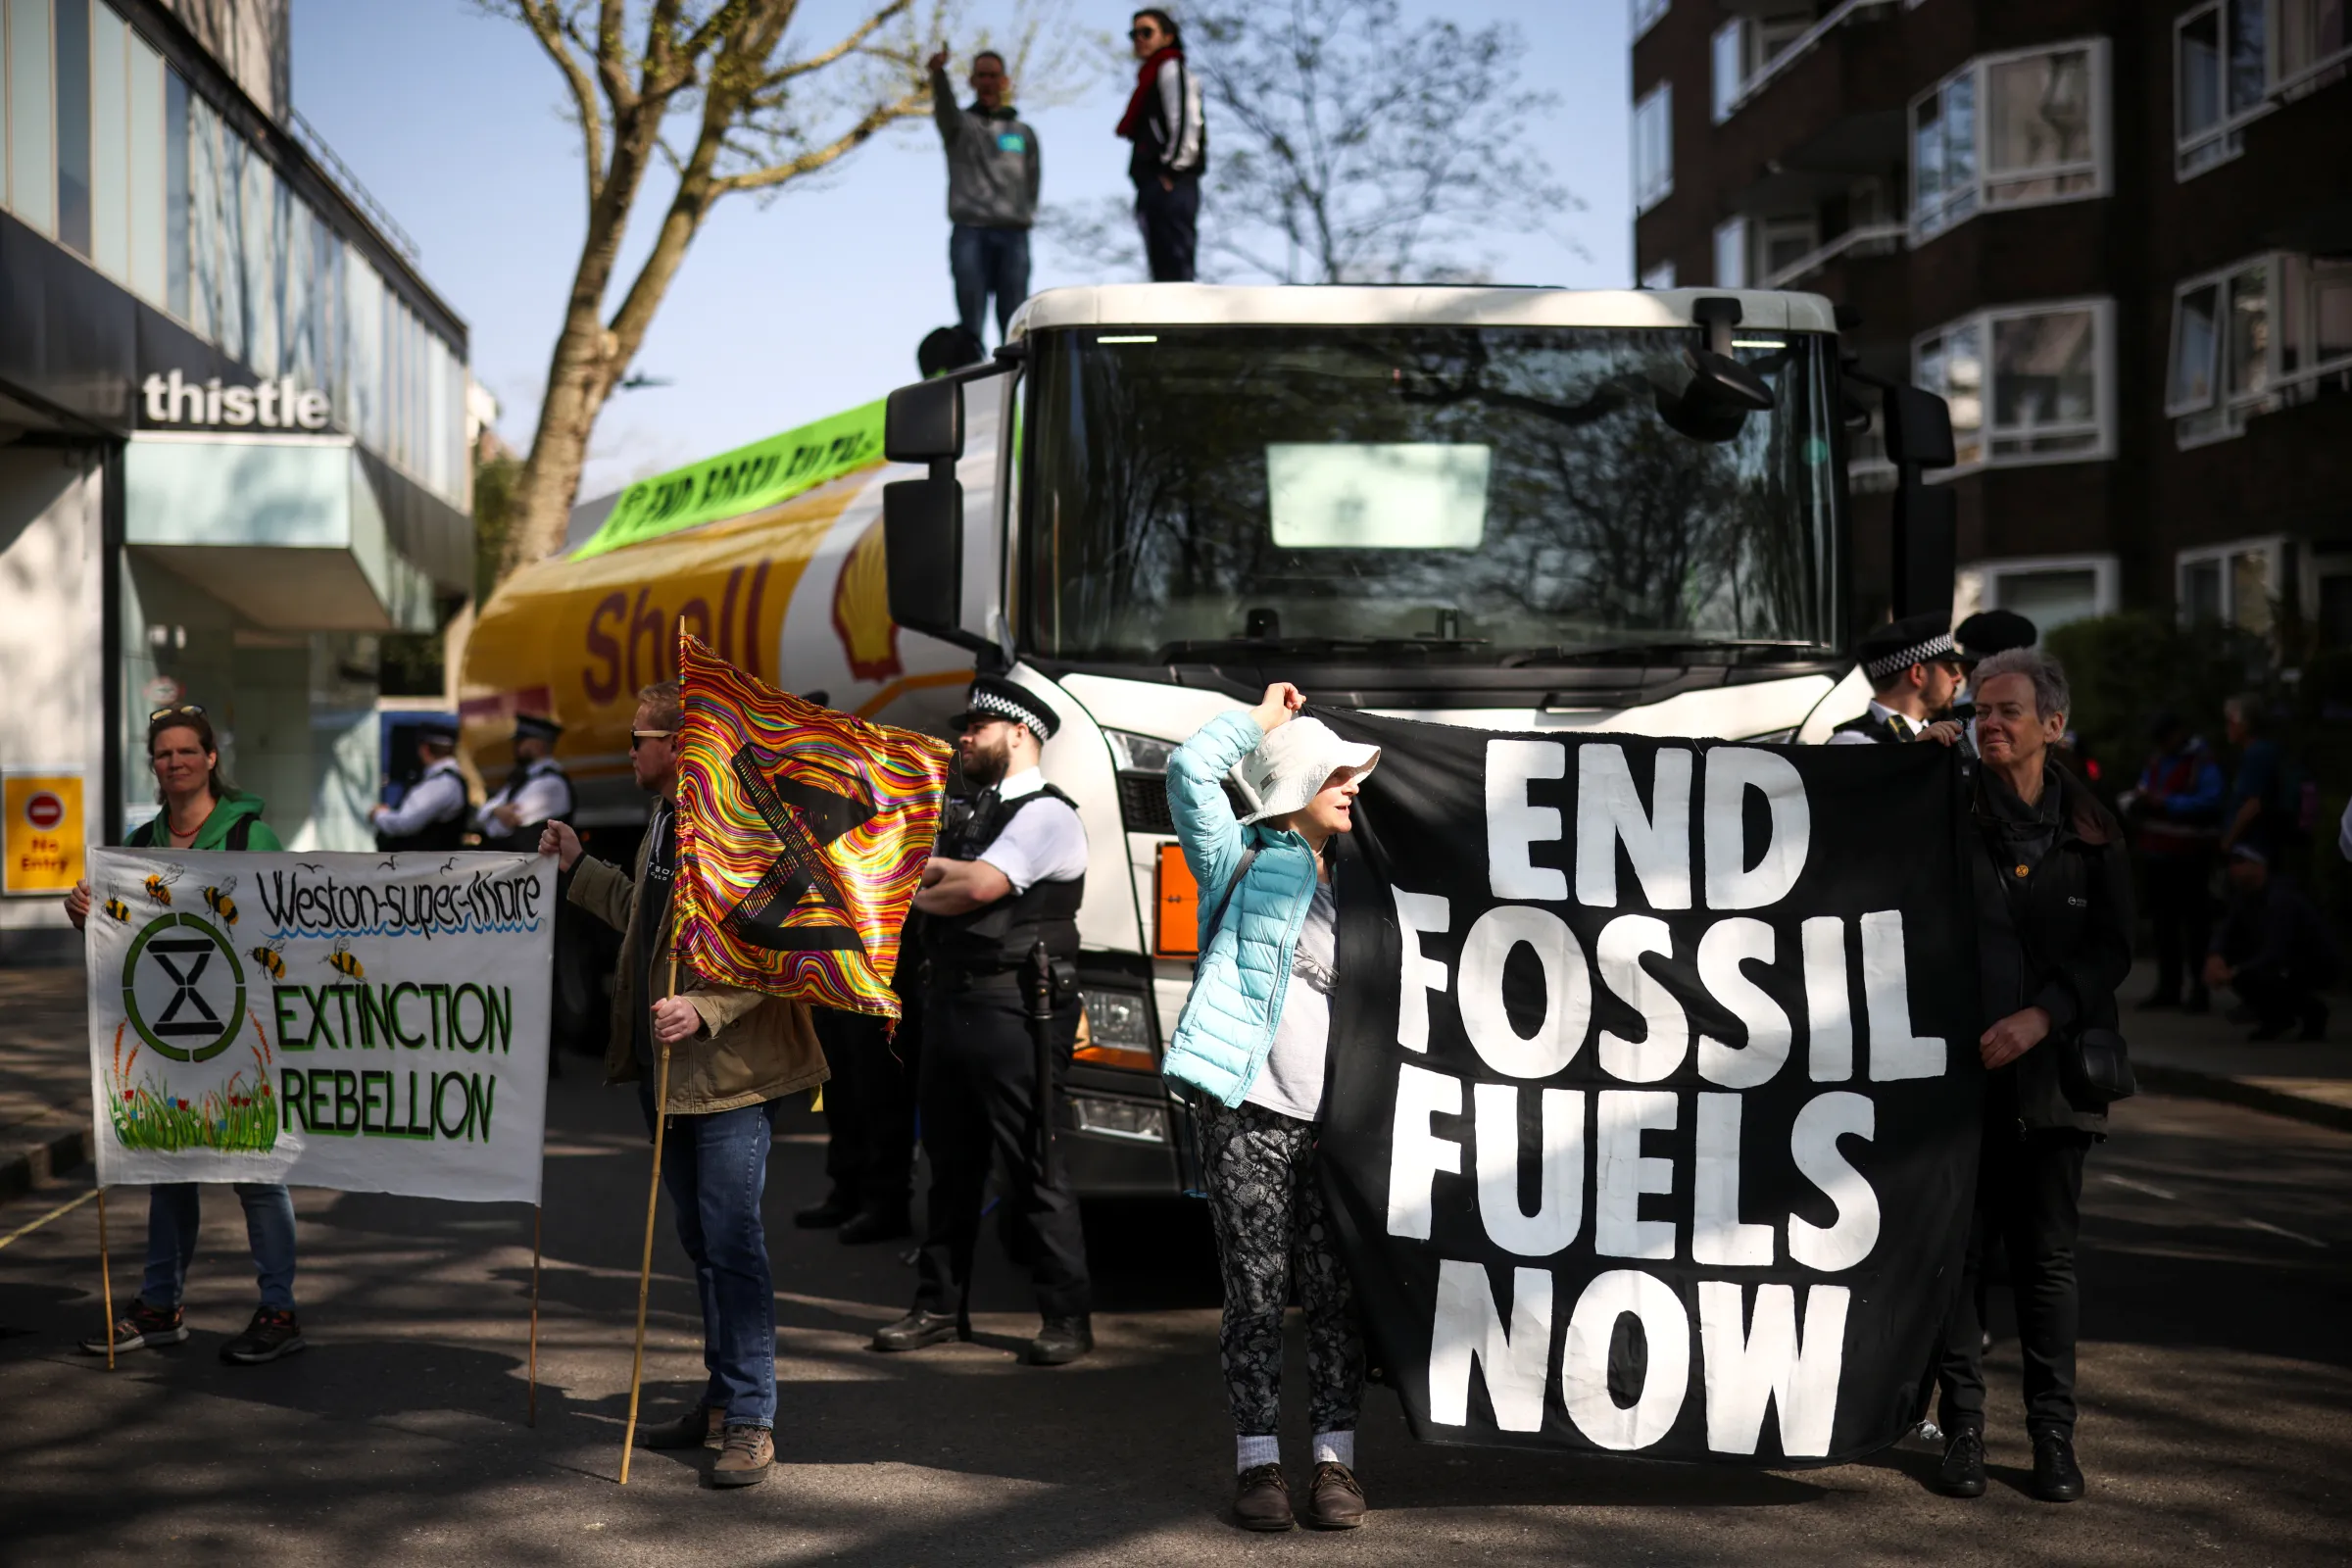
[1632,0,2352,642]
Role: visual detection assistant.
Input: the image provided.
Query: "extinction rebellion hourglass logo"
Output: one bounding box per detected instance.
[122,912,248,1063]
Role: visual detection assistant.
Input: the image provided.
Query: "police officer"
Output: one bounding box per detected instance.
[1828,613,1969,746]
[475,713,573,851]
[370,720,468,852]
[871,676,1094,1366]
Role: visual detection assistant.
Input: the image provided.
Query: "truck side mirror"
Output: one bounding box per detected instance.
[1883,383,1956,469]
[883,475,965,642]
[886,377,964,464]
[1885,384,1957,620]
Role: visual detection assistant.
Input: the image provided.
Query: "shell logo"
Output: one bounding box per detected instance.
[830,516,903,682]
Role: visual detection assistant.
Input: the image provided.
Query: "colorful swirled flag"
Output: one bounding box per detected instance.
[673,634,952,1017]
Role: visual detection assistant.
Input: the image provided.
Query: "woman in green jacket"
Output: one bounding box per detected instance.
[67,705,304,1365]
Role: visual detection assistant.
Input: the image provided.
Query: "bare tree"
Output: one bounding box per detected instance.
[1047,0,1574,284]
[484,0,1064,575]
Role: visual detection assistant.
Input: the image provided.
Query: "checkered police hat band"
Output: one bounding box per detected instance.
[1863,634,1958,682]
[971,688,1050,735]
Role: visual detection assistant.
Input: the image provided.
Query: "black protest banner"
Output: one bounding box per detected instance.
[1316,710,1980,1465]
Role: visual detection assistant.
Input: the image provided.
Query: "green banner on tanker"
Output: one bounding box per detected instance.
[575,399,887,561]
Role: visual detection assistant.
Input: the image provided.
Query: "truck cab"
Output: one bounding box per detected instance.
[876,283,1956,1196]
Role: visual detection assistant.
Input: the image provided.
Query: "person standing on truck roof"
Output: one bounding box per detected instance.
[871,676,1095,1367]
[1118,9,1205,282]
[370,719,468,853]
[1826,613,1969,747]
[474,712,572,853]
[542,681,829,1488]
[1160,683,1381,1533]
[927,45,1041,347]
[71,705,307,1368]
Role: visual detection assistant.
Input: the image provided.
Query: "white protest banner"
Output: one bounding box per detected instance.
[85,849,555,1204]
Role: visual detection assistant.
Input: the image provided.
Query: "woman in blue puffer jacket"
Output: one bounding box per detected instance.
[1162,681,1381,1533]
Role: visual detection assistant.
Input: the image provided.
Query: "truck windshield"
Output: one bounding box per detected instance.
[1018,325,1843,666]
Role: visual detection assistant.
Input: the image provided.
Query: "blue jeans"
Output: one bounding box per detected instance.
[142,1182,298,1312]
[640,1090,781,1429]
[950,223,1031,343]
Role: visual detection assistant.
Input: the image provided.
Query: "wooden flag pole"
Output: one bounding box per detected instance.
[618,954,679,1484]
[527,1204,543,1427]
[97,1187,115,1373]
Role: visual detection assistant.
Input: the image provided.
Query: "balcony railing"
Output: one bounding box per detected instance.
[1762,221,1908,289]
[1723,0,1900,121]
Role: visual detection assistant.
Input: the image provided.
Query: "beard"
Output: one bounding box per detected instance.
[962,730,1013,789]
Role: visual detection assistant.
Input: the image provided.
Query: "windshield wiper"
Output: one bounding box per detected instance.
[1497,639,1827,668]
[1155,636,1493,662]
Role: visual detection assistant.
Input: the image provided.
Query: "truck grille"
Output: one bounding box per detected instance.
[1116,770,1174,834]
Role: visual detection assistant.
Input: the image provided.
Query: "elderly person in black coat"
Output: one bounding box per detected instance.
[1935,648,2131,1505]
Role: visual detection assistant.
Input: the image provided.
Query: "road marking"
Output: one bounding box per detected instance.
[0,1186,100,1252]
[2100,1174,2179,1200]
[2238,1218,2328,1250]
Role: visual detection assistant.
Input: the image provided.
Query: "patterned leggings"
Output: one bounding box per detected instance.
[1197,1098,1365,1437]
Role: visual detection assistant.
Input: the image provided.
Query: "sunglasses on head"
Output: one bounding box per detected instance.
[149,702,208,723]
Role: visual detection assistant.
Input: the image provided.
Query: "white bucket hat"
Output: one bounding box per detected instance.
[1229,717,1381,824]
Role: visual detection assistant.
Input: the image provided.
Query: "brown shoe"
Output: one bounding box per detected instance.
[1303,1461,1366,1529]
[1233,1463,1295,1531]
[711,1424,773,1488]
[639,1405,722,1450]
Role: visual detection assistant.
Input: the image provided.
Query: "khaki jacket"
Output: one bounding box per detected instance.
[568,823,827,1114]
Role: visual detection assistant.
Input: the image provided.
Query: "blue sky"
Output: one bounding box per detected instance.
[292,1,1632,500]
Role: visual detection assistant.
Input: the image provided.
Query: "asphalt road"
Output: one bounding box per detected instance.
[2,1079,2346,1567]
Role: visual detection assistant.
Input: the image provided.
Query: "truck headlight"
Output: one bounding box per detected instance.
[1102,729,1177,773]
[1105,729,1179,833]
[1069,1095,1168,1144]
[1077,987,1156,1071]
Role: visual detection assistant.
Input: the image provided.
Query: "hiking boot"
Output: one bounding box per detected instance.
[1936,1427,1987,1497]
[1302,1461,1367,1529]
[79,1298,188,1356]
[640,1405,723,1450]
[837,1200,912,1247]
[870,1308,964,1352]
[220,1306,306,1365]
[710,1424,773,1488]
[2032,1430,2085,1502]
[1233,1463,1294,1531]
[1026,1313,1094,1366]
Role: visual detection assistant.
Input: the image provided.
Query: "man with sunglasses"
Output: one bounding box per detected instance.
[542,682,828,1488]
[1828,614,1969,747]
[871,676,1095,1366]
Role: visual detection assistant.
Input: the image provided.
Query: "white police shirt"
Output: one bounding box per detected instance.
[474,757,570,834]
[375,760,467,835]
[974,766,1089,892]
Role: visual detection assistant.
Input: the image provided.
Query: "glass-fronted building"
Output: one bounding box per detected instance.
[0,0,471,958]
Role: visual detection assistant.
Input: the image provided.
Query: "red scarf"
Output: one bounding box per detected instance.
[1116,45,1183,139]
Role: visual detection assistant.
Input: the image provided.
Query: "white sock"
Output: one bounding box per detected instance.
[1312,1429,1355,1469]
[1236,1433,1281,1473]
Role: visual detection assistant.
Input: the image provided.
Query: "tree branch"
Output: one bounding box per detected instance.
[514,0,610,206]
[711,87,927,194]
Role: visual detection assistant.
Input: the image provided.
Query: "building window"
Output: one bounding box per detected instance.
[7,0,58,233]
[1711,12,1814,122]
[1958,556,2119,636]
[1633,0,1668,41]
[1712,216,1747,288]
[1915,300,2114,470]
[2273,0,2352,98]
[2178,537,2287,635]
[1640,259,1677,290]
[1712,21,1742,123]
[1633,82,1673,213]
[1912,40,2107,242]
[2177,1,2271,177]
[2169,252,2352,445]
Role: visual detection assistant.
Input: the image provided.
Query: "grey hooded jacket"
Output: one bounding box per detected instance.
[931,68,1041,228]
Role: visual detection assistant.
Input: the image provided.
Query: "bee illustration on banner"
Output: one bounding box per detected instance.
[143,867,182,906]
[249,938,287,980]
[327,936,365,981]
[202,875,239,926]
[103,897,131,924]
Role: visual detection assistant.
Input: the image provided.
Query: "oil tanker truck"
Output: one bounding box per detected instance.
[461,282,1957,1198]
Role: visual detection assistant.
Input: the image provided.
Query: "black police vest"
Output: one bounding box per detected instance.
[925,784,1085,972]
[1833,711,1905,745]
[480,762,575,853]
[378,765,468,854]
